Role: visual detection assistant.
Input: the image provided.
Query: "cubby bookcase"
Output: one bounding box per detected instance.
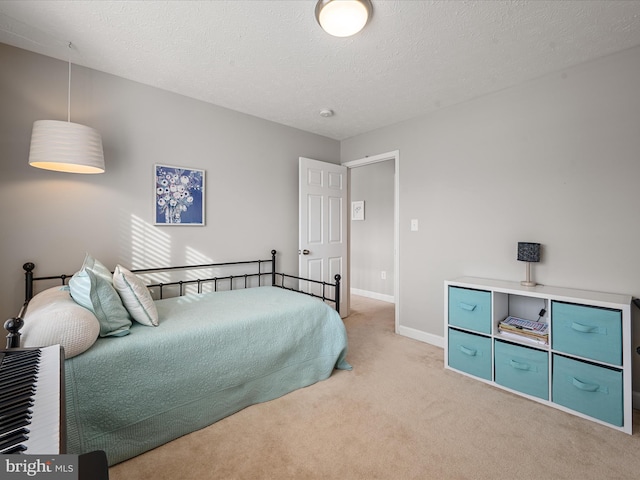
[444,277,633,434]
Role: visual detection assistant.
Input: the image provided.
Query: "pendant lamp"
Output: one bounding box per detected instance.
[28,45,105,174]
[315,0,373,37]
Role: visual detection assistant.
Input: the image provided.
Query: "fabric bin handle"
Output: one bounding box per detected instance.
[571,377,608,394]
[571,322,606,335]
[509,359,535,372]
[458,345,478,357]
[458,302,477,312]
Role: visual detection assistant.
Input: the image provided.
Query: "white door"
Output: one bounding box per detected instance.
[299,157,348,317]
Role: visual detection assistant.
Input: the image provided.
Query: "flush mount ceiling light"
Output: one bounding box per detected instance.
[315,0,373,37]
[28,43,105,174]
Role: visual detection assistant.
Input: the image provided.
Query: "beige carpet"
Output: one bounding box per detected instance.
[109,295,640,479]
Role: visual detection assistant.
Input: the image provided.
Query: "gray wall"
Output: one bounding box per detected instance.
[0,43,340,320]
[349,160,394,297]
[4,40,640,385]
[341,45,640,382]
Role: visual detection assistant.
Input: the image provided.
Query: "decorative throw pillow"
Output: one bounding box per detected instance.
[113,265,159,326]
[69,254,132,337]
[22,286,100,359]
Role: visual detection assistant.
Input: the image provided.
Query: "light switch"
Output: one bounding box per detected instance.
[410,219,419,231]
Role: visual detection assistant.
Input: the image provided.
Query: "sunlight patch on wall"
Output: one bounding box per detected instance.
[130,213,171,286]
[126,214,268,299]
[185,246,215,294]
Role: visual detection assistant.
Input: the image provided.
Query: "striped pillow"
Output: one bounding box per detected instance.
[113,265,159,327]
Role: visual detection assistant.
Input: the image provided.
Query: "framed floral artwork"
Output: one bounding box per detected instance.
[154,164,205,225]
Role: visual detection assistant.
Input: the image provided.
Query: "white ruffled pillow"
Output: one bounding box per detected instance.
[113,265,159,327]
[21,286,100,359]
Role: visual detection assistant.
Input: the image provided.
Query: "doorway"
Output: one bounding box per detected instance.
[344,151,399,333]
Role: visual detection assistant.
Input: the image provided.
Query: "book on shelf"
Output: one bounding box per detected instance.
[498,323,548,337]
[500,316,549,334]
[498,327,549,345]
[498,316,549,344]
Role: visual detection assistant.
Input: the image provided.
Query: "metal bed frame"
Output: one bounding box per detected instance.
[5,250,340,349]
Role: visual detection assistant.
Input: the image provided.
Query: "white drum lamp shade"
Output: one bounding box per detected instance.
[315,0,372,37]
[29,120,105,174]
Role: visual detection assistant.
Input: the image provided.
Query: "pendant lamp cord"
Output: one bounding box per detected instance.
[67,42,72,123]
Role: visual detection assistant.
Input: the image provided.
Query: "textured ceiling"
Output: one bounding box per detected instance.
[1,1,640,141]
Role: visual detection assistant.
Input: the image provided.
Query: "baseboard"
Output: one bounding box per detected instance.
[351,288,395,304]
[397,326,444,349]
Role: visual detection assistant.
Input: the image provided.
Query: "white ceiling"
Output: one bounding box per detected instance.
[1,1,640,141]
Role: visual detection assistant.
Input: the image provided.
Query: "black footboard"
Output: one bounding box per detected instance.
[273,271,341,313]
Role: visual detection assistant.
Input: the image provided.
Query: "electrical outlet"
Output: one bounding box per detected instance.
[410,219,419,231]
[381,271,386,280]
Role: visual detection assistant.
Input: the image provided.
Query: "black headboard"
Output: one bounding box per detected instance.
[4,250,340,348]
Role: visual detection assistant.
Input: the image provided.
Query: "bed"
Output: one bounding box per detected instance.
[3,250,350,466]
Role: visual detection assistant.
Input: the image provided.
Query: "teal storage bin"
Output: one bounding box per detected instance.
[448,286,491,334]
[551,301,622,365]
[448,328,492,381]
[552,354,623,426]
[494,340,549,400]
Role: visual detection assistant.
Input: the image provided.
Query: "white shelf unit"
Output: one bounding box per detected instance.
[444,276,633,434]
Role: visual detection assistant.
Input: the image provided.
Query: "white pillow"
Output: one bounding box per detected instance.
[113,265,159,326]
[22,286,100,359]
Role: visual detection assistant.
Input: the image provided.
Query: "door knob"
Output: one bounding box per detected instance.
[298,249,310,255]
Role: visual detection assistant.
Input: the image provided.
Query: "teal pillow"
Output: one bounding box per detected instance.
[69,255,132,337]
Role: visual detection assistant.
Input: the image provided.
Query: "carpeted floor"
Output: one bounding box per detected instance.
[109,295,640,479]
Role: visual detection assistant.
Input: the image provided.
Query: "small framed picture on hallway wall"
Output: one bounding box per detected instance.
[352,200,365,221]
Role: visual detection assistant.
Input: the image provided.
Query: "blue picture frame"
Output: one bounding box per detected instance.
[154,164,205,226]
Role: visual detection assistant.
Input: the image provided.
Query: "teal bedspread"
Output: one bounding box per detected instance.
[64,286,350,465]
